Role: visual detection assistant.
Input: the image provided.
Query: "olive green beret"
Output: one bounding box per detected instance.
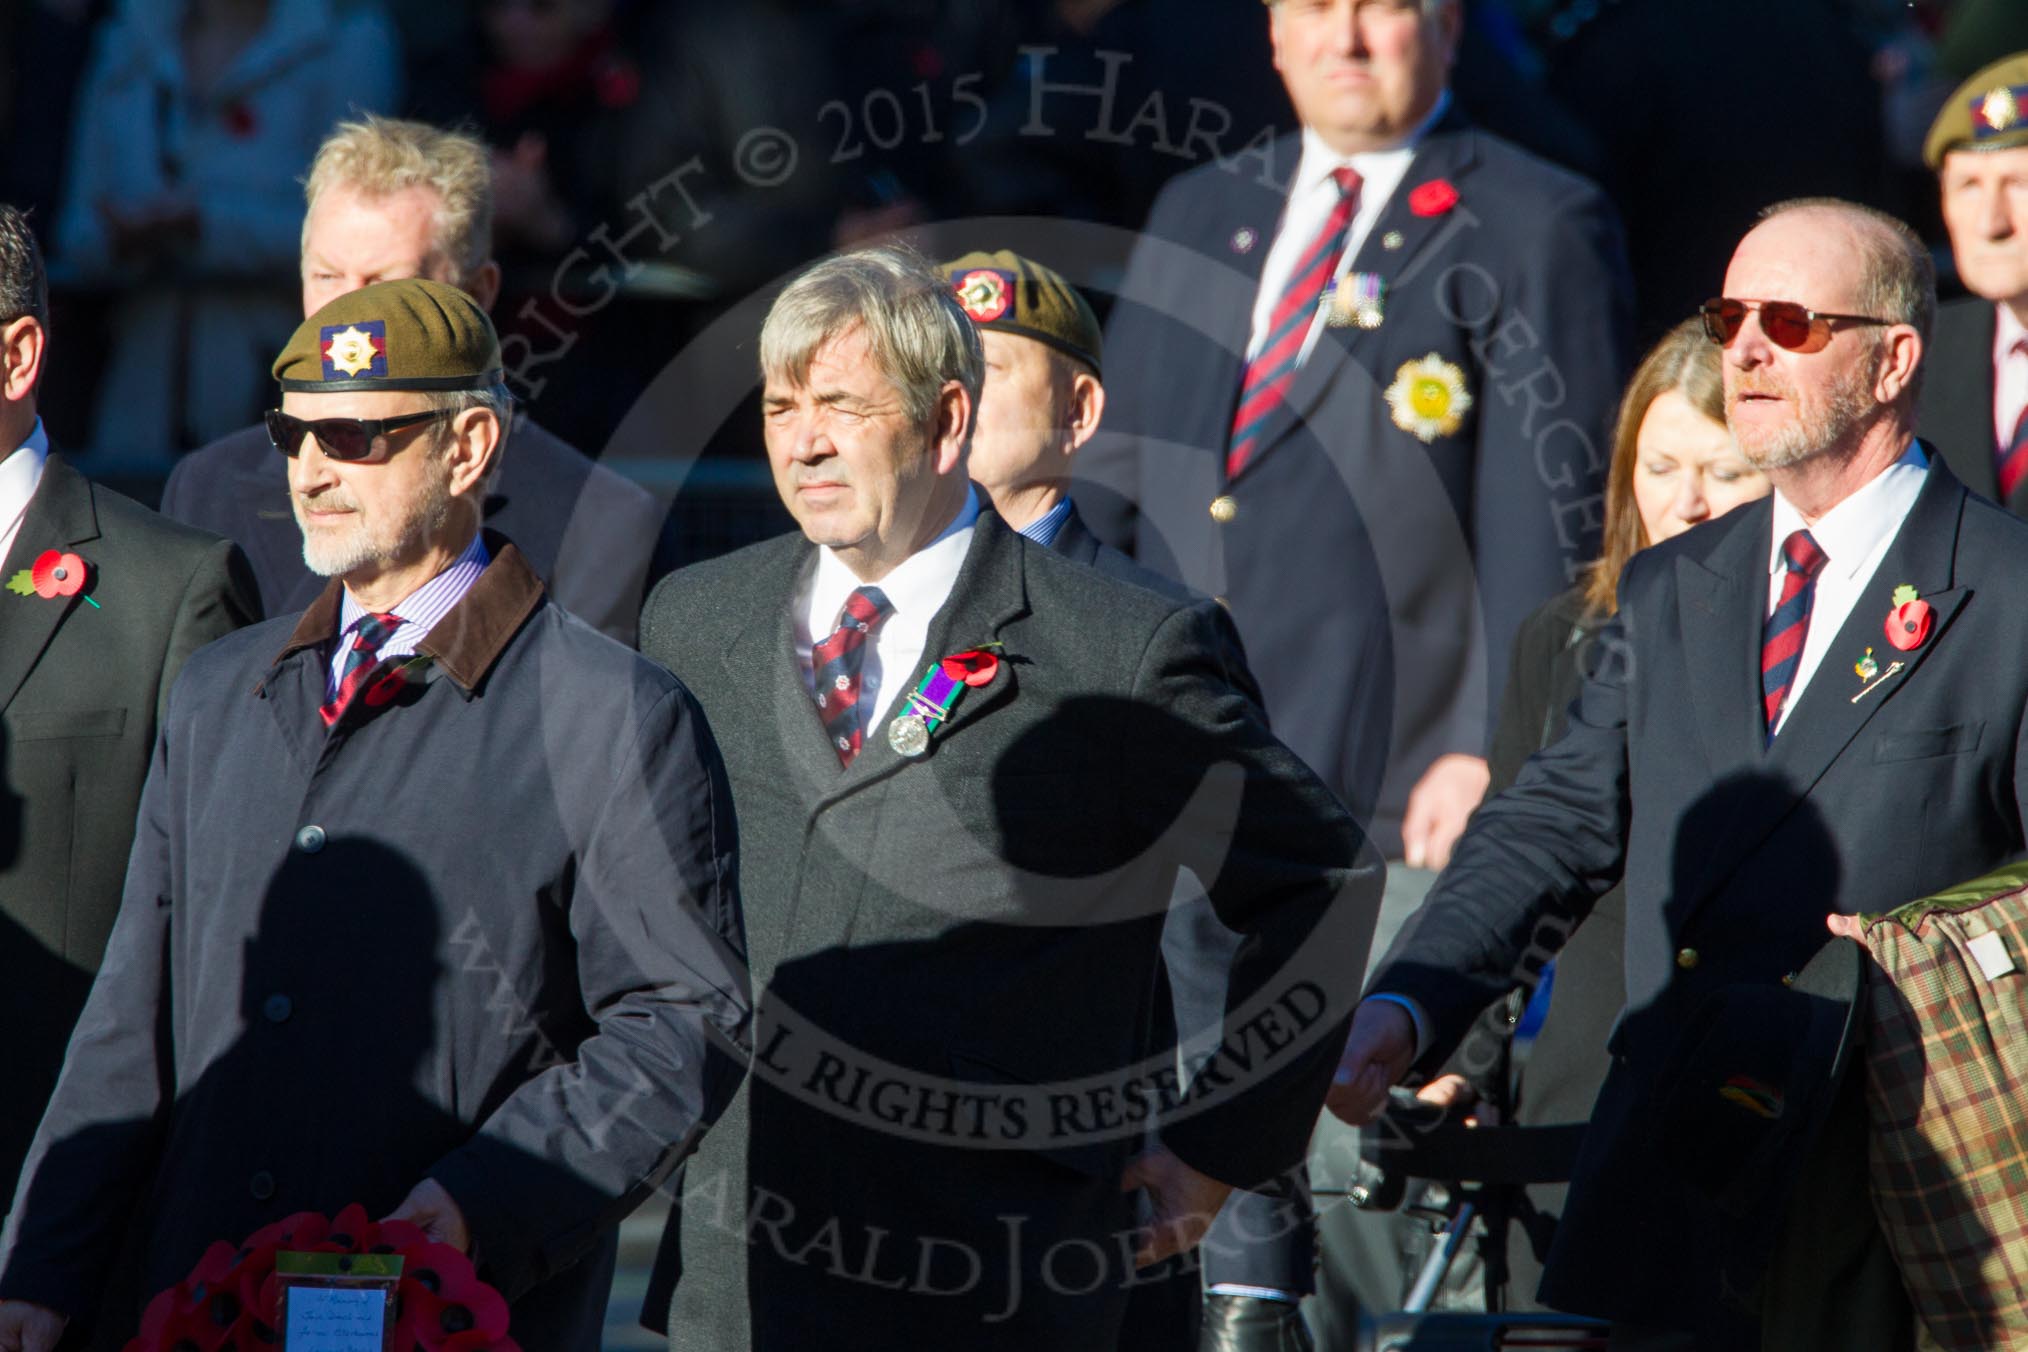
[272,278,503,394]
[1925,52,2028,169]
[943,249,1102,378]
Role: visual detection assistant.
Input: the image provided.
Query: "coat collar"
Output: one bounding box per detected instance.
[1669,455,1971,926]
[0,452,101,715]
[267,530,544,697]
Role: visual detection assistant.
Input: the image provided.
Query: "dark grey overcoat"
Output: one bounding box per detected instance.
[640,510,1381,1351]
[0,538,749,1351]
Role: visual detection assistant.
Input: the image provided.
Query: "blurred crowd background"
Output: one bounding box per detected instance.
[3,0,2025,503]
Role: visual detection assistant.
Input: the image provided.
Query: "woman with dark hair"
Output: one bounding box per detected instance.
[1422,317,1769,1310]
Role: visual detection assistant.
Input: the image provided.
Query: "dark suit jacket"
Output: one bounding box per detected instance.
[0,451,257,1216]
[1919,297,2028,517]
[1369,455,2028,1331]
[1079,113,1632,856]
[639,510,1379,1350]
[159,415,679,645]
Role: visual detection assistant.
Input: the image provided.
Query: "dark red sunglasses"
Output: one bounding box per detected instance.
[1700,297,1891,353]
[265,409,450,463]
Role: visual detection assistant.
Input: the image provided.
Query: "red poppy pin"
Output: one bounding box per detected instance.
[7,549,100,606]
[1408,179,1460,217]
[939,648,1001,687]
[1884,583,1932,652]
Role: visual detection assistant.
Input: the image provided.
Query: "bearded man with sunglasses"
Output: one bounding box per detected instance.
[0,278,749,1352]
[1329,196,2028,1349]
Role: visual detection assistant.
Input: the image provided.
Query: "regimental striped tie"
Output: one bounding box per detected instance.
[1761,529,1828,741]
[2000,366,2028,502]
[1226,166,1363,479]
[812,585,894,768]
[320,610,402,727]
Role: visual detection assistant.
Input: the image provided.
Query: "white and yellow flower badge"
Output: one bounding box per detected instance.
[1385,354,1472,442]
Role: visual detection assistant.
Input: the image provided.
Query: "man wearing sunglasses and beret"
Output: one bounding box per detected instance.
[1332,196,2028,1350]
[0,278,750,1352]
[1916,52,2028,519]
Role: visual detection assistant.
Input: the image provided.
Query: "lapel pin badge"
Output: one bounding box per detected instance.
[1885,583,1932,652]
[1230,227,1258,255]
[7,549,100,608]
[1385,353,1472,442]
[1382,229,1405,251]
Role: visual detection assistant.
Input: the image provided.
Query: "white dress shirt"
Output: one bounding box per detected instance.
[1245,91,1453,368]
[1991,303,2028,453]
[0,419,51,564]
[1763,441,1929,735]
[1366,443,1933,1059]
[794,486,981,729]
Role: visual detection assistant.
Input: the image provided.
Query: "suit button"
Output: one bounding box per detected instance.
[295,825,326,854]
[1675,948,1700,970]
[263,994,293,1024]
[249,1171,276,1201]
[1209,495,1237,524]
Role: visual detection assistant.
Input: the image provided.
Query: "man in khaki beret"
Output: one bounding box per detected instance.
[0,279,749,1351]
[1919,52,2028,517]
[948,249,1313,1352]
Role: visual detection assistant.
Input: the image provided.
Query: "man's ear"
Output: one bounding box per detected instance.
[445,406,502,499]
[1065,371,1106,454]
[932,379,972,476]
[0,315,46,405]
[466,260,503,313]
[1875,326,1923,406]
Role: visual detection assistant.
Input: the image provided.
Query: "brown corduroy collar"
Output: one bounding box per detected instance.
[268,531,545,696]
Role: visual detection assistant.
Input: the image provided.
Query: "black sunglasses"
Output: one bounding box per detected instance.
[265,409,451,463]
[1700,297,1891,354]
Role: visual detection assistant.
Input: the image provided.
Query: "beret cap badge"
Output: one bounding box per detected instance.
[1980,85,2022,134]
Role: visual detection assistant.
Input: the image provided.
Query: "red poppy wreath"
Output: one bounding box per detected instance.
[123,1204,518,1352]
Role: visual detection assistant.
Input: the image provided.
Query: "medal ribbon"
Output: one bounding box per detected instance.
[904,662,967,736]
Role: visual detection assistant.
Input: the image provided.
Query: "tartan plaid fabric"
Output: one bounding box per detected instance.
[1862,862,2028,1350]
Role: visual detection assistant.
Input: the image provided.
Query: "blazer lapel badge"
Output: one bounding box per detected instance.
[1854,583,1934,704]
[887,644,1003,758]
[7,548,100,608]
[1385,353,1473,443]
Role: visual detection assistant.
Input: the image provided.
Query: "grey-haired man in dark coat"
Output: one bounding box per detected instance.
[640,244,1380,1352]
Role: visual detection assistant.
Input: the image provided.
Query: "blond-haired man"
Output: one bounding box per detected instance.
[162,115,675,645]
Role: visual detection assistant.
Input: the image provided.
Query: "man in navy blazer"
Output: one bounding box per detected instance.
[1079,0,1631,871]
[1334,200,2028,1347]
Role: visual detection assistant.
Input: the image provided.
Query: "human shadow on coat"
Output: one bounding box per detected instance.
[729,692,1371,1350]
[9,838,630,1352]
[0,717,100,1221]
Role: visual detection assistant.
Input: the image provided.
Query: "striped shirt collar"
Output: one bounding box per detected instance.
[330,532,490,695]
[1015,496,1074,549]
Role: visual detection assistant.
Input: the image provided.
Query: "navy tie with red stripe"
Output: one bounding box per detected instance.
[1761,529,1828,741]
[813,586,893,767]
[1226,166,1362,479]
[2000,402,2028,503]
[321,610,402,727]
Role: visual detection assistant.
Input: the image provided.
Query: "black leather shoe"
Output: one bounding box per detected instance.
[1198,1293,1315,1352]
